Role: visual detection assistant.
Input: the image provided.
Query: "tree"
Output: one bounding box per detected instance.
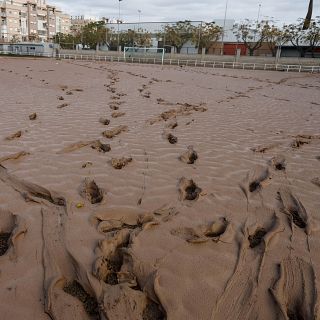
[135,29,152,47]
[10,34,20,44]
[304,17,320,57]
[264,24,291,56]
[54,32,80,49]
[284,18,320,57]
[191,22,222,53]
[162,20,194,53]
[303,0,313,29]
[233,20,269,56]
[81,21,106,49]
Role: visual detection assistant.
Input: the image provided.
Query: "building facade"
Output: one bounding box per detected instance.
[0,0,70,42]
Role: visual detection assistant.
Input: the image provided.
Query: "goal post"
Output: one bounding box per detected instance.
[124,47,165,65]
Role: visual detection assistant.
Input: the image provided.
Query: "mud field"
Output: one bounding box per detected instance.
[0,57,320,320]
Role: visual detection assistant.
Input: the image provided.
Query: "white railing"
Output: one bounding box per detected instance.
[0,50,319,73]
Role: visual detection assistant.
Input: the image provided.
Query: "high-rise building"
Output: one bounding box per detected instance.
[0,0,71,42]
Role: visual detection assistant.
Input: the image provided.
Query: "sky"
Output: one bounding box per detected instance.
[51,0,319,24]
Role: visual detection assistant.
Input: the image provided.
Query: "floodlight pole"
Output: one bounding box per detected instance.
[221,0,228,55]
[117,0,122,52]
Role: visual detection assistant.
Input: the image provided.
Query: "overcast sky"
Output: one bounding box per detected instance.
[51,0,319,24]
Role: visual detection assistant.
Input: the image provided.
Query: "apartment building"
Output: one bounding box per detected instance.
[0,0,71,42]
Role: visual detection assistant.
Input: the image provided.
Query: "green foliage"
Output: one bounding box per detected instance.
[264,23,291,56]
[54,32,79,49]
[162,20,194,53]
[285,17,320,57]
[233,19,269,56]
[81,21,106,49]
[192,22,222,52]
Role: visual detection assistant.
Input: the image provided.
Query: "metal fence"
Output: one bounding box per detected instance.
[1,50,320,73]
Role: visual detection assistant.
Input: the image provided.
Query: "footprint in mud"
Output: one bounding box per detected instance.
[179,146,198,164]
[277,187,308,229]
[311,177,320,188]
[63,281,99,317]
[102,125,128,139]
[99,117,110,125]
[79,178,103,204]
[166,133,178,144]
[91,140,111,153]
[0,232,11,256]
[316,156,320,161]
[269,155,286,171]
[57,96,64,100]
[171,217,229,244]
[92,209,165,319]
[82,161,93,168]
[111,157,132,169]
[179,177,202,201]
[111,111,126,118]
[0,151,29,164]
[0,209,26,257]
[5,130,22,141]
[290,138,310,149]
[29,113,37,120]
[251,143,279,153]
[165,120,178,129]
[248,228,267,248]
[57,103,69,109]
[240,165,270,195]
[270,257,316,320]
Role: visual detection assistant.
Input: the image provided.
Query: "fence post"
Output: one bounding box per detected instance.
[195,60,197,67]
[253,63,256,70]
[213,61,215,68]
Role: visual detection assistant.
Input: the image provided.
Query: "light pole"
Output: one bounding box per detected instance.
[257,4,261,22]
[117,0,123,51]
[221,0,228,55]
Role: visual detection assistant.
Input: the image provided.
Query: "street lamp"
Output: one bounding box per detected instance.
[117,0,123,51]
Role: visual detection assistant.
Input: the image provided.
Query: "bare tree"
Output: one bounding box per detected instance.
[233,20,268,56]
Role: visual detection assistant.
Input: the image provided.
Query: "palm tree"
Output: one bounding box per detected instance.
[303,0,313,29]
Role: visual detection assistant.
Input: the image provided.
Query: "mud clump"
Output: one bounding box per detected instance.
[167,133,178,144]
[29,113,37,120]
[102,125,128,139]
[80,179,103,204]
[248,228,267,248]
[180,146,198,164]
[99,118,110,125]
[111,157,132,169]
[5,131,22,141]
[57,96,64,100]
[111,112,126,118]
[179,177,202,201]
[0,233,11,256]
[91,140,111,153]
[63,280,99,316]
